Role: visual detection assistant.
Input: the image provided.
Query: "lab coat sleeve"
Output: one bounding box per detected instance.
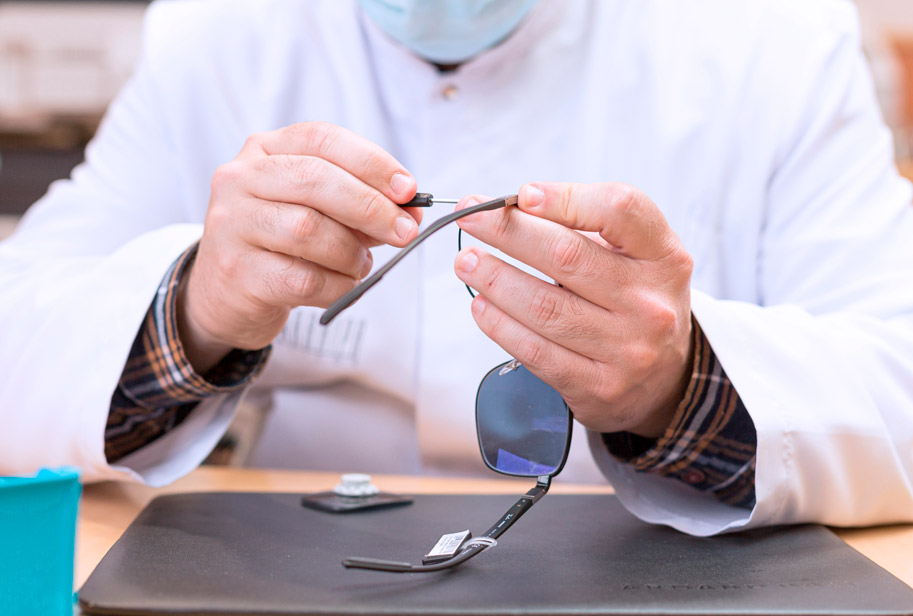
[0,9,237,484]
[591,4,913,535]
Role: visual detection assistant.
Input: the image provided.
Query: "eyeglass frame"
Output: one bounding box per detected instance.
[319,194,574,573]
[342,358,573,573]
[320,195,518,326]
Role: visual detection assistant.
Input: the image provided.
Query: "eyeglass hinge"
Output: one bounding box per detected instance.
[522,476,551,504]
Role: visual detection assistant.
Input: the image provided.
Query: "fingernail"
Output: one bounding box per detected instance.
[471,295,487,317]
[523,184,545,209]
[457,196,481,211]
[394,216,416,241]
[456,250,479,274]
[359,250,373,278]
[391,172,413,197]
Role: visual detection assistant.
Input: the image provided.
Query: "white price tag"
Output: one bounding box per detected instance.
[423,530,471,564]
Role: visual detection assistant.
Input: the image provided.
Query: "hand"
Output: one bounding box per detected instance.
[453,183,694,438]
[179,122,422,373]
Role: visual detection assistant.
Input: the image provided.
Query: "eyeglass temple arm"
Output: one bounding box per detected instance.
[480,475,550,540]
[342,475,551,573]
[320,195,519,326]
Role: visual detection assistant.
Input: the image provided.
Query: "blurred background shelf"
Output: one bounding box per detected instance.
[0,0,911,244]
[0,0,147,236]
[0,143,84,215]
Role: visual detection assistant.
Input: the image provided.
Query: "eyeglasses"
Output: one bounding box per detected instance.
[324,195,573,573]
[342,359,572,572]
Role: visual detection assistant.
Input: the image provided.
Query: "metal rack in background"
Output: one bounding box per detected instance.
[0,1,149,218]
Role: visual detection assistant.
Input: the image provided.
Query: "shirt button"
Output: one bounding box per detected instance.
[682,469,706,485]
[441,84,459,100]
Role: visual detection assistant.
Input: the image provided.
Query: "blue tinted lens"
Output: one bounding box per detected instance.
[476,362,571,477]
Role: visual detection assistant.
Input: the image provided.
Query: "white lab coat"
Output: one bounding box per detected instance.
[1,0,913,536]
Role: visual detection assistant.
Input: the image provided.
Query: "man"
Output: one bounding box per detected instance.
[1,0,912,537]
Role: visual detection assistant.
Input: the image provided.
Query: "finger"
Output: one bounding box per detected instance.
[454,193,494,216]
[227,154,420,246]
[239,198,373,279]
[239,121,418,205]
[454,247,621,361]
[467,293,604,408]
[455,196,634,308]
[247,250,361,309]
[518,182,679,261]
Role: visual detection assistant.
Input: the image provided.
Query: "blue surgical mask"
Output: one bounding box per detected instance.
[358,0,539,64]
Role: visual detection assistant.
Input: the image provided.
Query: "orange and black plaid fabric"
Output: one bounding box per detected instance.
[105,245,269,461]
[603,319,757,508]
[106,248,756,510]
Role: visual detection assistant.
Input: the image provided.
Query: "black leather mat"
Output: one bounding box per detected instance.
[78,492,913,615]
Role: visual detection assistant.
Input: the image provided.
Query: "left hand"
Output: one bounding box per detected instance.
[454,182,694,438]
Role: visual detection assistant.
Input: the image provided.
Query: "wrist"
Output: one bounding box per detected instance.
[628,318,696,439]
[176,256,234,374]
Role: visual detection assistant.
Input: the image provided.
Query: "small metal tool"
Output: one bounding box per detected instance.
[401,193,460,208]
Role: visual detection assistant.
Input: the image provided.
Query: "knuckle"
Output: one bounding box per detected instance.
[243,131,267,151]
[529,286,564,326]
[357,149,390,183]
[593,374,625,407]
[609,258,633,289]
[254,202,282,237]
[492,210,514,242]
[682,251,694,278]
[549,232,585,275]
[300,121,337,156]
[211,161,245,192]
[290,207,320,241]
[483,305,509,339]
[517,334,548,368]
[287,266,323,300]
[261,270,284,301]
[670,245,694,279]
[266,263,323,302]
[653,303,681,337]
[285,155,321,189]
[611,183,641,216]
[205,198,233,230]
[627,341,659,376]
[641,293,683,338]
[360,190,388,222]
[558,185,575,222]
[213,249,241,281]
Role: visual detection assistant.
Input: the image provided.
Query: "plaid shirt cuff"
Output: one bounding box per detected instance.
[105,243,270,462]
[602,318,757,509]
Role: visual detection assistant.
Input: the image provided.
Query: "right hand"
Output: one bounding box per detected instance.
[178,122,422,373]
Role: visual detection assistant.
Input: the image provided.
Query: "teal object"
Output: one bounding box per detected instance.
[0,467,81,615]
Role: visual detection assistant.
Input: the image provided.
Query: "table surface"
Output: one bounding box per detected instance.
[77,467,913,592]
